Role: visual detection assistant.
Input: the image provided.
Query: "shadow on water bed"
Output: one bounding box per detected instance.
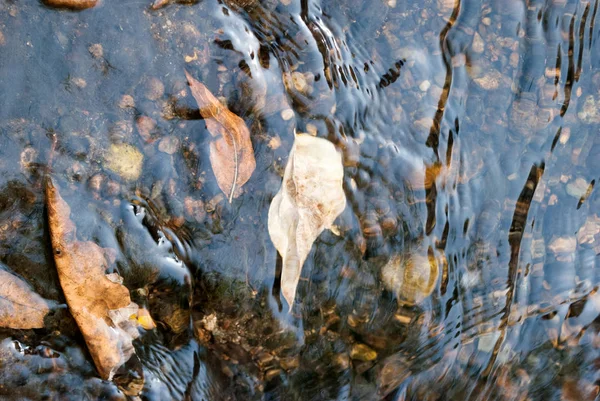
[0,0,599,399]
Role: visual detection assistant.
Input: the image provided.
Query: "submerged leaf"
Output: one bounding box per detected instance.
[0,267,50,329]
[268,134,346,309]
[185,70,256,202]
[45,178,139,381]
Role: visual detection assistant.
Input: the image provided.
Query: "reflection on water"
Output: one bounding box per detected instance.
[0,0,599,399]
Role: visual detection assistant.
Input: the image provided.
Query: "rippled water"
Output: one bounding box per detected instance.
[0,0,599,399]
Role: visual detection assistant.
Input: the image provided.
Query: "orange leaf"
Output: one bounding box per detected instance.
[0,268,50,329]
[45,177,139,381]
[185,70,256,202]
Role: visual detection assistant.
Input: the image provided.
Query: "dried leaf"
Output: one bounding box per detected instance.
[0,268,50,329]
[45,178,139,381]
[268,134,346,309]
[185,70,256,202]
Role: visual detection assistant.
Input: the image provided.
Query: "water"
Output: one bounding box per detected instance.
[0,0,599,399]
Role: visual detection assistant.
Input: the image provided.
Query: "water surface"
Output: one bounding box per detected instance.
[0,0,599,399]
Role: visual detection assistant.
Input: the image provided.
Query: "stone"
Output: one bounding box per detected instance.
[350,343,377,361]
[104,144,144,181]
[578,96,600,124]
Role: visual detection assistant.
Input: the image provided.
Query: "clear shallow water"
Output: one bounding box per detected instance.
[0,0,599,399]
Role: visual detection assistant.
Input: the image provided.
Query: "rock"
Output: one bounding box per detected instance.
[88,43,103,59]
[291,72,309,94]
[158,136,179,155]
[281,109,294,120]
[144,77,165,101]
[43,0,97,9]
[437,0,455,15]
[477,332,500,352]
[104,144,144,181]
[419,80,431,92]
[268,135,281,150]
[380,248,439,306]
[350,343,377,361]
[20,146,38,173]
[548,236,577,254]
[578,96,600,124]
[472,32,484,53]
[279,356,300,370]
[577,215,600,245]
[71,77,87,89]
[566,178,590,198]
[136,116,156,143]
[473,70,504,90]
[378,355,410,397]
[510,93,553,134]
[118,95,135,109]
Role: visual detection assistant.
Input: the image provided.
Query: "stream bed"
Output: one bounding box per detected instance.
[0,0,599,399]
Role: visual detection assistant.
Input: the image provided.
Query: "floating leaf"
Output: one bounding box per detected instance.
[268,134,346,309]
[45,177,139,381]
[0,267,50,329]
[185,70,256,202]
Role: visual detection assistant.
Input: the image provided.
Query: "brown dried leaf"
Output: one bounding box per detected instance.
[0,269,50,329]
[45,178,139,381]
[43,0,98,9]
[185,70,256,202]
[268,134,346,309]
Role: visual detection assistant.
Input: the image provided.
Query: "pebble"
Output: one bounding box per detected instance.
[477,332,500,352]
[566,178,590,198]
[144,77,165,101]
[88,174,104,192]
[281,109,294,121]
[473,70,503,90]
[279,356,300,370]
[510,52,520,68]
[472,32,484,53]
[437,0,455,14]
[291,71,309,94]
[118,95,135,109]
[548,236,577,254]
[71,77,87,89]
[268,135,281,150]
[136,116,156,143]
[104,143,144,181]
[158,136,179,155]
[19,147,37,172]
[333,353,350,370]
[419,80,431,92]
[578,96,600,124]
[88,43,103,59]
[265,369,281,382]
[350,343,377,361]
[305,123,318,136]
[394,314,412,325]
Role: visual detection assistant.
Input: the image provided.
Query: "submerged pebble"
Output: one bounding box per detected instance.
[104,144,144,181]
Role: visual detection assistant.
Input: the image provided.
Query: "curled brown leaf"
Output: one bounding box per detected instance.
[185,70,256,202]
